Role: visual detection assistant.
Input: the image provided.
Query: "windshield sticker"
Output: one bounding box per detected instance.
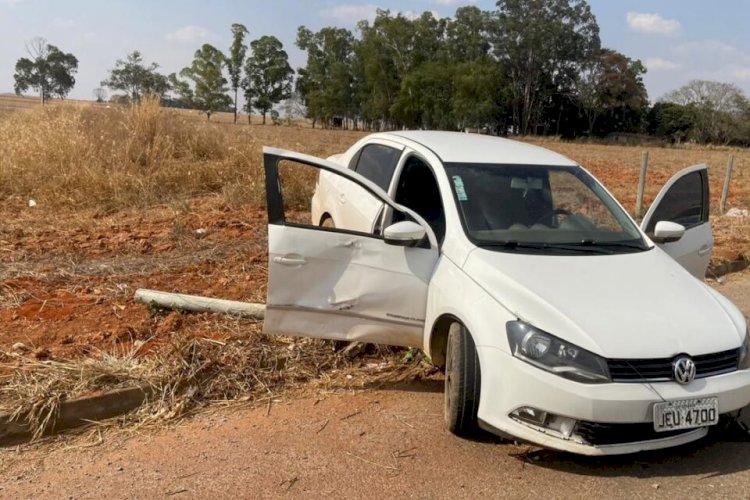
[452,175,468,201]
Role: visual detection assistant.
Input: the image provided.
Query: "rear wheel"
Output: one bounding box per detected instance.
[444,322,481,436]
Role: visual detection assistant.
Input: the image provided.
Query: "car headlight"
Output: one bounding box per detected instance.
[506,321,611,384]
[739,329,750,370]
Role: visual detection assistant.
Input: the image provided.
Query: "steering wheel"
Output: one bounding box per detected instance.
[531,208,572,227]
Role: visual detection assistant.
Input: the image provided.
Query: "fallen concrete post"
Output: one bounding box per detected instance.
[134,289,265,320]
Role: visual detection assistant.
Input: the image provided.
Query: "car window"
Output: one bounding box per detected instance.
[644,170,708,233]
[393,157,446,243]
[275,159,384,236]
[352,144,401,191]
[444,163,647,254]
[549,171,622,231]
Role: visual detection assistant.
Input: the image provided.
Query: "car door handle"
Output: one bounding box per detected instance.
[698,245,711,256]
[273,255,307,266]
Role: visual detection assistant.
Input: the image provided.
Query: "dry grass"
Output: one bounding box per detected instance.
[0,98,360,213]
[0,322,431,439]
[2,99,747,219]
[526,137,750,214]
[0,98,261,211]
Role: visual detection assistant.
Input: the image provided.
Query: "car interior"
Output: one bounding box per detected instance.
[392,156,446,243]
[453,167,636,244]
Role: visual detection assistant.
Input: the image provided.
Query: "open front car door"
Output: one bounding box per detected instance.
[641,164,712,279]
[262,147,439,348]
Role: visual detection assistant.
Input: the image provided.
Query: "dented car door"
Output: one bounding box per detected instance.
[262,147,439,347]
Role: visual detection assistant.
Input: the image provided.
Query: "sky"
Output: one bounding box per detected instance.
[1,0,750,103]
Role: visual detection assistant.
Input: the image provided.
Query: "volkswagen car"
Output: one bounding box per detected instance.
[261,131,750,455]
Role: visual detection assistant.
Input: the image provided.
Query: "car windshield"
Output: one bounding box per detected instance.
[445,163,649,254]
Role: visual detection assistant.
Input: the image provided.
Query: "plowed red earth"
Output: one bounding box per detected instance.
[2,141,750,360]
[0,197,269,360]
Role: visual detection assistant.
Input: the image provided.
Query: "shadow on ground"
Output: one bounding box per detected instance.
[369,376,750,478]
[513,424,750,479]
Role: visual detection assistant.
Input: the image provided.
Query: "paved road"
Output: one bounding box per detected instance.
[2,273,750,499]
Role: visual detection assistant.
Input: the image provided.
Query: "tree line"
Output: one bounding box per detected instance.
[11,0,750,144]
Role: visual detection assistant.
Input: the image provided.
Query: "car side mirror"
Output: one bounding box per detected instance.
[383,221,426,247]
[652,221,686,243]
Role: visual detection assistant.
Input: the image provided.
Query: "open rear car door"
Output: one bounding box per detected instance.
[641,164,712,279]
[263,147,439,348]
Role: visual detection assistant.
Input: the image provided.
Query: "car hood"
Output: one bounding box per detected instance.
[464,247,745,358]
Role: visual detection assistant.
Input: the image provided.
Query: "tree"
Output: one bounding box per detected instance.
[446,6,492,62]
[165,73,194,108]
[227,23,249,124]
[662,80,748,144]
[281,90,306,121]
[453,59,509,132]
[93,87,108,103]
[491,0,601,135]
[576,48,647,136]
[13,37,78,105]
[296,26,357,128]
[391,61,456,130]
[101,51,169,102]
[181,44,231,120]
[594,50,647,134]
[357,10,446,128]
[646,102,698,143]
[244,35,294,124]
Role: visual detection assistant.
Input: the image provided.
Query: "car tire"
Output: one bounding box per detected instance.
[444,322,481,437]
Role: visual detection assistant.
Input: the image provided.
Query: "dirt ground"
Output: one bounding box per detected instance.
[1,187,747,361]
[4,123,750,497]
[0,197,270,360]
[0,365,748,498]
[1,273,750,498]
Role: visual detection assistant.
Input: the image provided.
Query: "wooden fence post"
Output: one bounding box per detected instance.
[720,155,735,214]
[635,151,649,219]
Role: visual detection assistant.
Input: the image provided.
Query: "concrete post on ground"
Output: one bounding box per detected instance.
[134,289,265,319]
[720,155,735,214]
[635,151,649,220]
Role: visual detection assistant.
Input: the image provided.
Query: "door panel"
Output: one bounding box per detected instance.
[325,171,383,232]
[266,225,436,346]
[641,164,712,279]
[263,146,439,347]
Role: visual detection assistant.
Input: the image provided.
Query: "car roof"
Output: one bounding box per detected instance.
[378,130,578,167]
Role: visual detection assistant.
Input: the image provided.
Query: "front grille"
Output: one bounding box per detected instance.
[575,420,698,446]
[607,348,739,383]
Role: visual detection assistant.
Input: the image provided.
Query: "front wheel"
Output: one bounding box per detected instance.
[444,322,481,436]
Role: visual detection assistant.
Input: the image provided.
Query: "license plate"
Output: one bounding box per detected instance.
[653,397,719,432]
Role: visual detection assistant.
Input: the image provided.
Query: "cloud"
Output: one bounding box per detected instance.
[165,25,213,44]
[647,39,750,99]
[674,40,741,59]
[626,12,680,36]
[427,0,477,4]
[52,17,74,28]
[645,57,681,71]
[400,10,439,21]
[320,4,442,24]
[320,4,380,24]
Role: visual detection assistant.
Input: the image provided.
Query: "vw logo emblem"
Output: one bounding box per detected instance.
[673,356,696,385]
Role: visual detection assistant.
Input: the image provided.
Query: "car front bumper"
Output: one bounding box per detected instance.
[476,347,750,456]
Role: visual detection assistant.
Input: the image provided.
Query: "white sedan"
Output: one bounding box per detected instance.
[262,131,750,455]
